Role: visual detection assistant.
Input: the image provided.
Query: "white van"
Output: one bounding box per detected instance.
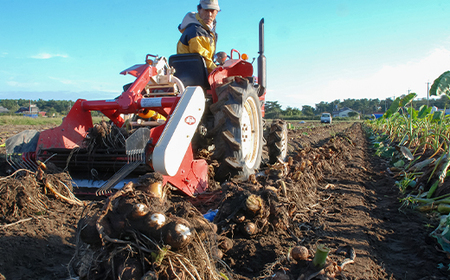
[320,113,332,123]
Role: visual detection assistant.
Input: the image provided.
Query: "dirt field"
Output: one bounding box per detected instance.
[0,122,448,279]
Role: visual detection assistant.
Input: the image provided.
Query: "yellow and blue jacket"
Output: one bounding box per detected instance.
[177,12,217,73]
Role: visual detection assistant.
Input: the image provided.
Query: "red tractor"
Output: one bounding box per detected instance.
[5,19,287,196]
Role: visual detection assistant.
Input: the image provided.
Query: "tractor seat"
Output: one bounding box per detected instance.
[169,53,210,91]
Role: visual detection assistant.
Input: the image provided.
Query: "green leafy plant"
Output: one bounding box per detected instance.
[430,71,450,97]
[365,84,450,215]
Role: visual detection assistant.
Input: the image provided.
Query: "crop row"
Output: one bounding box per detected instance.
[365,71,450,255]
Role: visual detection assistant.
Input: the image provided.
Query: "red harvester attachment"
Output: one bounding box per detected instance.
[6,19,269,197]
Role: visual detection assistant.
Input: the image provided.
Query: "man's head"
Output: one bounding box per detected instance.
[197,0,220,27]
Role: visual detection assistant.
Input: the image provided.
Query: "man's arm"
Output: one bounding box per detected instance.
[188,36,217,73]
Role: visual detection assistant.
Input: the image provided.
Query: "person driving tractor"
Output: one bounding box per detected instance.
[177,0,220,73]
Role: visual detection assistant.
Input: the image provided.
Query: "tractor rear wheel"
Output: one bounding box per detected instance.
[267,119,288,164]
[210,77,264,181]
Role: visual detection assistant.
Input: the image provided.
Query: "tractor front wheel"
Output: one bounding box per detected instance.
[210,77,264,181]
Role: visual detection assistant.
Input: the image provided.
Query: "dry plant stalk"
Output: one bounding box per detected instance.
[44,180,83,206]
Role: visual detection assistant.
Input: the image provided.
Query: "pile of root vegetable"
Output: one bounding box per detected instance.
[209,130,357,280]
[0,122,364,280]
[0,167,82,224]
[72,173,227,280]
[68,124,359,280]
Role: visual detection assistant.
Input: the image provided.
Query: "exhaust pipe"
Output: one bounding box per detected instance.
[257,18,266,90]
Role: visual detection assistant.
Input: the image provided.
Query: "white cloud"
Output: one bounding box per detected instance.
[7,80,40,88]
[46,76,123,96]
[303,47,450,106]
[268,47,450,109]
[31,53,69,59]
[48,76,75,85]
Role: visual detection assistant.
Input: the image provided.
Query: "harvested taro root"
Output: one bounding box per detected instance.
[213,181,291,238]
[73,178,223,280]
[135,172,166,199]
[291,245,310,262]
[78,212,102,246]
[162,216,193,249]
[218,236,233,253]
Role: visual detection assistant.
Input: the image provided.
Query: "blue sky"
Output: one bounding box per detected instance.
[1,0,449,109]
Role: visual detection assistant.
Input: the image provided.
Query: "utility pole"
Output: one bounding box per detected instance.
[427,82,430,107]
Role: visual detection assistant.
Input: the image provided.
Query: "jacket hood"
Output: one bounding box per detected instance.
[178,12,215,33]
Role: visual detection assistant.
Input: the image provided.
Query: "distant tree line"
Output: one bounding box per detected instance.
[0,99,73,116]
[1,95,449,119]
[264,95,450,120]
[0,99,106,116]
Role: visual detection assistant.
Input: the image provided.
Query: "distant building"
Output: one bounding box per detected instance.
[372,112,384,119]
[332,107,359,118]
[436,108,450,115]
[0,106,9,113]
[15,107,27,113]
[15,104,39,114]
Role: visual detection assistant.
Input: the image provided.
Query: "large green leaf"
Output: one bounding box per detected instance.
[430,71,450,97]
[399,92,417,107]
[432,110,444,122]
[389,97,401,112]
[383,97,401,118]
[383,93,417,119]
[431,215,450,253]
[418,105,431,119]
